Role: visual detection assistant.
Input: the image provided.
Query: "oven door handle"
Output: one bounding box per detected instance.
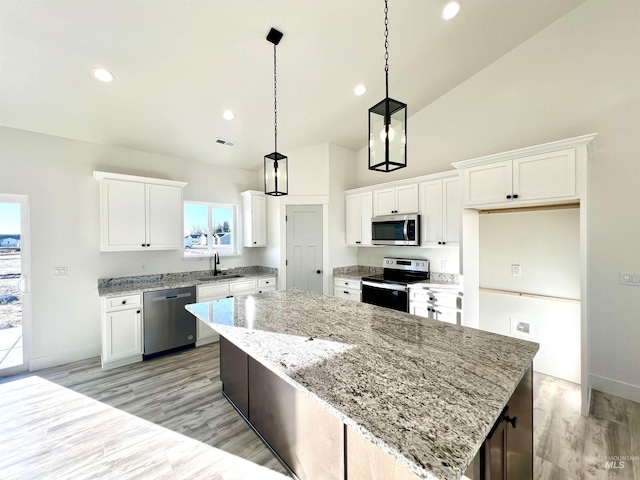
[362,281,408,292]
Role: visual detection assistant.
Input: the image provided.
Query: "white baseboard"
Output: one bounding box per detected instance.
[29,346,100,372]
[589,374,640,403]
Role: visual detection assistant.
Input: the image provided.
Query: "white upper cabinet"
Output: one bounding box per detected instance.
[241,190,267,247]
[345,191,373,246]
[457,147,578,208]
[94,171,187,252]
[420,174,461,247]
[373,183,419,216]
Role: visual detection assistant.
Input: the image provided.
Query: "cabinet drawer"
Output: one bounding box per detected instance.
[258,277,276,288]
[198,283,230,299]
[334,277,361,291]
[229,279,257,293]
[335,287,361,302]
[106,294,142,311]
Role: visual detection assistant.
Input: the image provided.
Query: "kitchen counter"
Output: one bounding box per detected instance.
[333,265,461,289]
[187,290,538,480]
[97,266,277,296]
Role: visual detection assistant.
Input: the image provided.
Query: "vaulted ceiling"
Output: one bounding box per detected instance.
[0,0,585,170]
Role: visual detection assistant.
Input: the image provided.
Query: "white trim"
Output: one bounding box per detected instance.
[452,133,597,170]
[29,345,100,371]
[588,374,640,404]
[93,170,187,187]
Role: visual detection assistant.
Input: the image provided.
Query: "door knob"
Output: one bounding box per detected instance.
[316,270,322,274]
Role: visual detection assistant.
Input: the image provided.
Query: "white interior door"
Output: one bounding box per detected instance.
[286,205,323,294]
[0,194,31,374]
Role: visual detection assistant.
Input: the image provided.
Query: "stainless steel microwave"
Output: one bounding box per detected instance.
[371,214,420,246]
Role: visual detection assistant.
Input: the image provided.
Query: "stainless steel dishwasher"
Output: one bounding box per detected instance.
[143,286,196,359]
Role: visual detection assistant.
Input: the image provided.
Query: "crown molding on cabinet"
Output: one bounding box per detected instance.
[93,170,188,188]
[451,133,597,170]
[345,169,458,195]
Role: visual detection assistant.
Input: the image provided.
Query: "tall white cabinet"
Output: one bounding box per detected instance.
[241,190,267,247]
[420,174,461,247]
[94,171,187,252]
[345,191,373,246]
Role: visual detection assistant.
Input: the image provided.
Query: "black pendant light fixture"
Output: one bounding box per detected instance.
[264,27,288,196]
[368,0,407,172]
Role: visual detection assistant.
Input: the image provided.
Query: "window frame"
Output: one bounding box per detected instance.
[183,201,239,258]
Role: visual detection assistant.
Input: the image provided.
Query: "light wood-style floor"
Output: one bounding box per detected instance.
[1,343,638,479]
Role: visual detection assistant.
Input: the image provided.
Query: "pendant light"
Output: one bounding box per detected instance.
[264,28,288,196]
[368,0,407,172]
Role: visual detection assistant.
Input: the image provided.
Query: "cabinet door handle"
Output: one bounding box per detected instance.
[316,270,322,274]
[355,241,361,244]
[504,415,517,429]
[513,194,519,199]
[122,300,127,305]
[506,194,512,199]
[136,310,141,314]
[141,243,146,247]
[146,244,150,247]
[254,241,257,244]
[344,291,349,294]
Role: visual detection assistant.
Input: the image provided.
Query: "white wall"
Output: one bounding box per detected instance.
[354,0,640,400]
[0,127,261,369]
[261,143,357,292]
[479,208,580,299]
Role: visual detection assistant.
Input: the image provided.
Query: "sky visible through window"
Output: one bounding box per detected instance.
[184,204,233,236]
[0,204,20,234]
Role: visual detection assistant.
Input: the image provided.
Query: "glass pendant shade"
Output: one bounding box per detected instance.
[264,152,288,196]
[368,97,407,172]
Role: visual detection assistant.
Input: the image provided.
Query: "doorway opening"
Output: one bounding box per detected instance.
[0,195,30,374]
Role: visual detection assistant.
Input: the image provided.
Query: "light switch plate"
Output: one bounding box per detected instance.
[620,272,640,286]
[53,267,68,277]
[511,264,521,276]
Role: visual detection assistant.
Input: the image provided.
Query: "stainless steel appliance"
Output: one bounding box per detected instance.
[371,214,420,246]
[361,257,429,312]
[143,286,196,359]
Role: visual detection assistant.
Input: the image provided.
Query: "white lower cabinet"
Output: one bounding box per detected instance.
[334,277,361,302]
[101,293,143,370]
[409,287,462,325]
[196,277,277,345]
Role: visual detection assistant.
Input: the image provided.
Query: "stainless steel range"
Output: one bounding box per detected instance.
[361,257,430,312]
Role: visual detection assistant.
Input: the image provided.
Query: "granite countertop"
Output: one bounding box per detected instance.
[333,265,461,289]
[98,266,277,297]
[186,290,538,480]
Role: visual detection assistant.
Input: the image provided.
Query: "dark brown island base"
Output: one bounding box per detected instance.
[187,290,538,480]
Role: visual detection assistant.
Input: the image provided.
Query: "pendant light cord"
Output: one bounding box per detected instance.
[273,44,278,154]
[384,0,389,98]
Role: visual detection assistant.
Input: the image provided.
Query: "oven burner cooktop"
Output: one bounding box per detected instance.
[361,274,426,286]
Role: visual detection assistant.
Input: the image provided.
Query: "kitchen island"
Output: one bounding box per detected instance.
[186,290,538,480]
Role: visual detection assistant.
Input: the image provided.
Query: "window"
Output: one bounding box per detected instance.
[184,202,238,256]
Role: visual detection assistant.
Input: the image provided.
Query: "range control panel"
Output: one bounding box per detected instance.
[383,257,429,272]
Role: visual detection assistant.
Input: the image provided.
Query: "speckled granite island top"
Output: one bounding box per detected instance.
[186,290,538,480]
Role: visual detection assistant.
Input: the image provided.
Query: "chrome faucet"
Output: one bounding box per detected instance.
[213,251,220,276]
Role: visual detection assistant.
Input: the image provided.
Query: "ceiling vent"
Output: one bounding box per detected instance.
[215,137,236,147]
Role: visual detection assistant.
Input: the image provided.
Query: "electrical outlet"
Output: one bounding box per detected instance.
[511,264,521,277]
[141,262,147,271]
[511,318,531,336]
[441,260,448,271]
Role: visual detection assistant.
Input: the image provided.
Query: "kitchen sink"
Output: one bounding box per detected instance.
[199,275,243,281]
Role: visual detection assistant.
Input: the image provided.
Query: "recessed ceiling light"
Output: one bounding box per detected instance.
[354,84,367,96]
[442,1,460,20]
[223,110,236,120]
[90,67,115,83]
